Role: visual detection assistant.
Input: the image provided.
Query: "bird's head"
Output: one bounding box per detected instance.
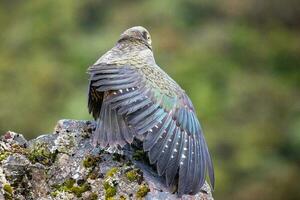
[118,26,152,50]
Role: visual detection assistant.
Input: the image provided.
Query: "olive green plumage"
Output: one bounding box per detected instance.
[87,26,214,196]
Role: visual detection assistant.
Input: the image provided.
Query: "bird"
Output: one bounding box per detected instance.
[87,26,214,196]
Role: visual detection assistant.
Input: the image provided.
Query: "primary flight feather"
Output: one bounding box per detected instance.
[87,26,214,196]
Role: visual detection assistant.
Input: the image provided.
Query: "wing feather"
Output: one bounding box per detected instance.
[156,120,176,175]
[178,132,189,195]
[143,114,172,152]
[88,63,214,195]
[165,129,184,186]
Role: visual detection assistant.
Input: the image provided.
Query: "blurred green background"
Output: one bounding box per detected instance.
[0,0,299,199]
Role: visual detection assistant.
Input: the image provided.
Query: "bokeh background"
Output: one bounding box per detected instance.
[0,0,299,199]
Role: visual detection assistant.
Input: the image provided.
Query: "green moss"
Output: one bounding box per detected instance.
[69,183,90,197]
[52,179,91,198]
[3,184,13,200]
[112,153,125,161]
[83,155,100,168]
[136,184,150,198]
[90,192,98,200]
[3,184,13,194]
[132,150,147,161]
[124,160,133,166]
[106,187,117,199]
[125,169,140,182]
[50,191,59,197]
[103,181,110,190]
[64,179,76,188]
[0,151,10,162]
[103,181,117,200]
[119,195,126,200]
[0,145,29,162]
[28,142,57,166]
[106,167,118,177]
[88,170,99,180]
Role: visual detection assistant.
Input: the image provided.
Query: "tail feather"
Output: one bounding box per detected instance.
[92,99,133,148]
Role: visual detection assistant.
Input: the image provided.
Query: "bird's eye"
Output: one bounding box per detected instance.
[142,31,149,40]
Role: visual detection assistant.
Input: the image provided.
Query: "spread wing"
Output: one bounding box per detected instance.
[88,63,214,195]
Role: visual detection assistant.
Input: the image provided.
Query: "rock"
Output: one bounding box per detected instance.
[0,119,213,200]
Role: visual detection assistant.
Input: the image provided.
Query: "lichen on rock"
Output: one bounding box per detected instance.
[0,119,213,200]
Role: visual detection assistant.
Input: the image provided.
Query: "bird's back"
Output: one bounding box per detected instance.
[93,41,183,98]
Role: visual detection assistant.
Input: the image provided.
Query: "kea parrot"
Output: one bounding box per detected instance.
[87,26,214,196]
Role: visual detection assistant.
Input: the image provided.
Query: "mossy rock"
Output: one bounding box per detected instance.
[83,154,101,168]
[3,184,14,200]
[0,151,10,162]
[103,181,117,200]
[136,184,150,198]
[28,142,57,166]
[105,167,119,177]
[125,169,140,182]
[52,178,91,198]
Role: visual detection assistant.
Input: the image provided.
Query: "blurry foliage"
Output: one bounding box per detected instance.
[0,0,299,199]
